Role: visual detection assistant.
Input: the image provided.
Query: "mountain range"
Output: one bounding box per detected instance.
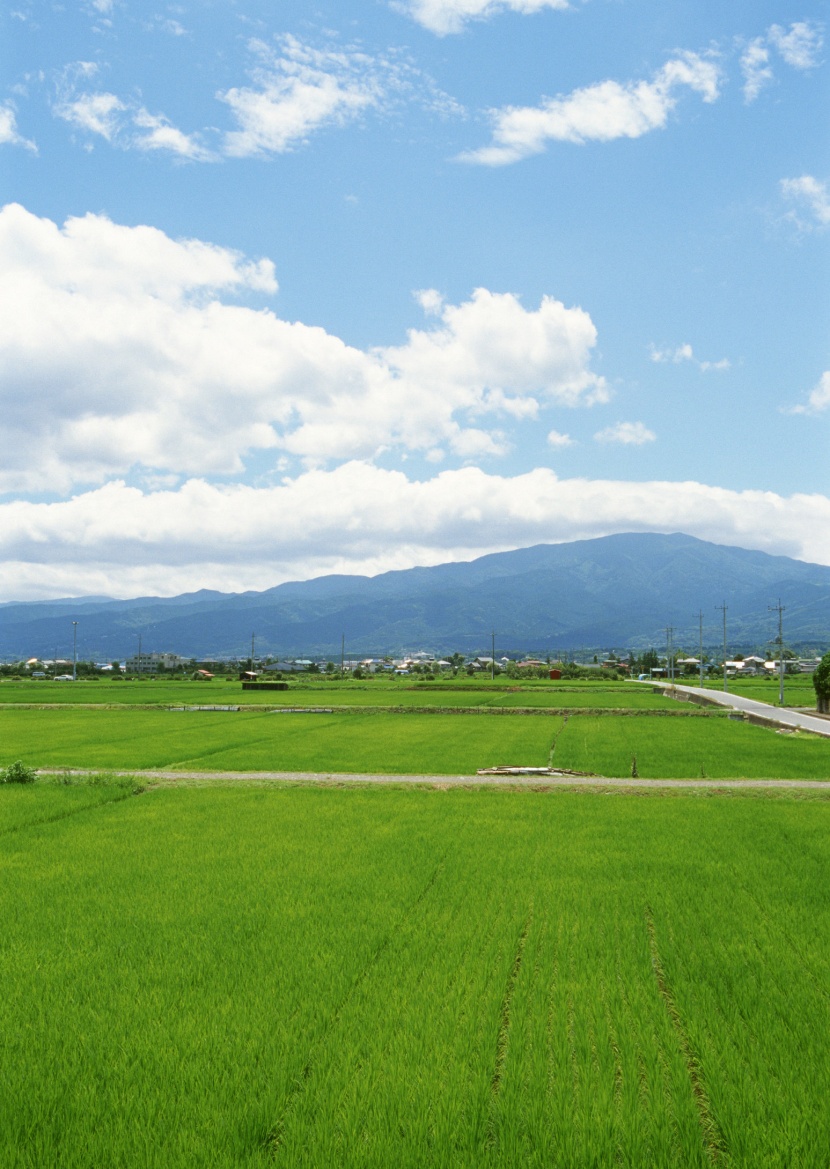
[2,533,829,661]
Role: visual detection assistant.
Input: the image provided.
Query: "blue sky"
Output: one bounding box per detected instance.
[0,0,828,598]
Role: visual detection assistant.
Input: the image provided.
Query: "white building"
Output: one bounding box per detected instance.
[125,651,185,673]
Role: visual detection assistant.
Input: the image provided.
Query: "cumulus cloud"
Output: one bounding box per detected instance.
[2,465,830,598]
[0,104,37,151]
[781,174,830,229]
[0,204,606,493]
[741,20,823,102]
[460,51,720,165]
[790,371,830,415]
[649,342,730,371]
[594,422,655,446]
[394,0,569,37]
[547,429,574,447]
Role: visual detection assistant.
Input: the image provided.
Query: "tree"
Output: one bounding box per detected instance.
[639,649,660,673]
[814,653,830,714]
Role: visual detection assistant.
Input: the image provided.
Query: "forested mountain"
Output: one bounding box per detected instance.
[2,533,829,660]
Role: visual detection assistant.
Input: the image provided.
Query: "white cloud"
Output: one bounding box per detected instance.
[594,421,655,446]
[781,174,830,229]
[0,204,606,493]
[394,0,569,37]
[133,109,214,160]
[740,38,773,102]
[742,21,823,102]
[650,342,694,364]
[414,288,445,315]
[52,40,459,162]
[220,36,390,157]
[768,21,823,69]
[55,90,126,140]
[547,429,574,447]
[2,465,830,599]
[791,371,830,415]
[0,103,36,151]
[649,342,730,371]
[53,62,209,158]
[460,51,720,165]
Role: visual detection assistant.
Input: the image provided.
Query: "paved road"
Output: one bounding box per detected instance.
[659,683,830,737]
[38,768,830,789]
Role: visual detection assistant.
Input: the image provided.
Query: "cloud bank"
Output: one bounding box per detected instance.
[1,465,829,599]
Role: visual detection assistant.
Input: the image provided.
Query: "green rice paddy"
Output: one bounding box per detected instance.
[552,714,830,779]
[1,700,828,777]
[0,707,560,773]
[2,783,830,1167]
[2,678,829,1165]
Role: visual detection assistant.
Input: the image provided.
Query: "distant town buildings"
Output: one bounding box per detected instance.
[125,651,185,673]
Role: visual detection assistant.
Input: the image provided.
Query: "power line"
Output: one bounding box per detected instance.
[696,610,704,687]
[715,602,728,693]
[665,626,674,683]
[768,599,786,707]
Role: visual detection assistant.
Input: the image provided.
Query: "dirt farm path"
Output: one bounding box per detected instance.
[37,768,830,790]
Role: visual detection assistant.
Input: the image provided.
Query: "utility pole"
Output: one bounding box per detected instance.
[665,626,674,682]
[341,633,345,675]
[491,630,495,682]
[72,621,78,682]
[137,631,142,676]
[716,602,728,693]
[251,632,256,673]
[696,610,705,688]
[769,599,786,706]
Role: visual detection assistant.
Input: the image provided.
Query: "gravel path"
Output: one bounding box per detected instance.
[37,768,830,789]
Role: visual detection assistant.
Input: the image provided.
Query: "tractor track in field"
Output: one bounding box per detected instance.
[646,907,726,1163]
[264,848,449,1158]
[36,767,830,789]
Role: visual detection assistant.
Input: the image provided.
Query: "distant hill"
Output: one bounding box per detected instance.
[2,533,829,660]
